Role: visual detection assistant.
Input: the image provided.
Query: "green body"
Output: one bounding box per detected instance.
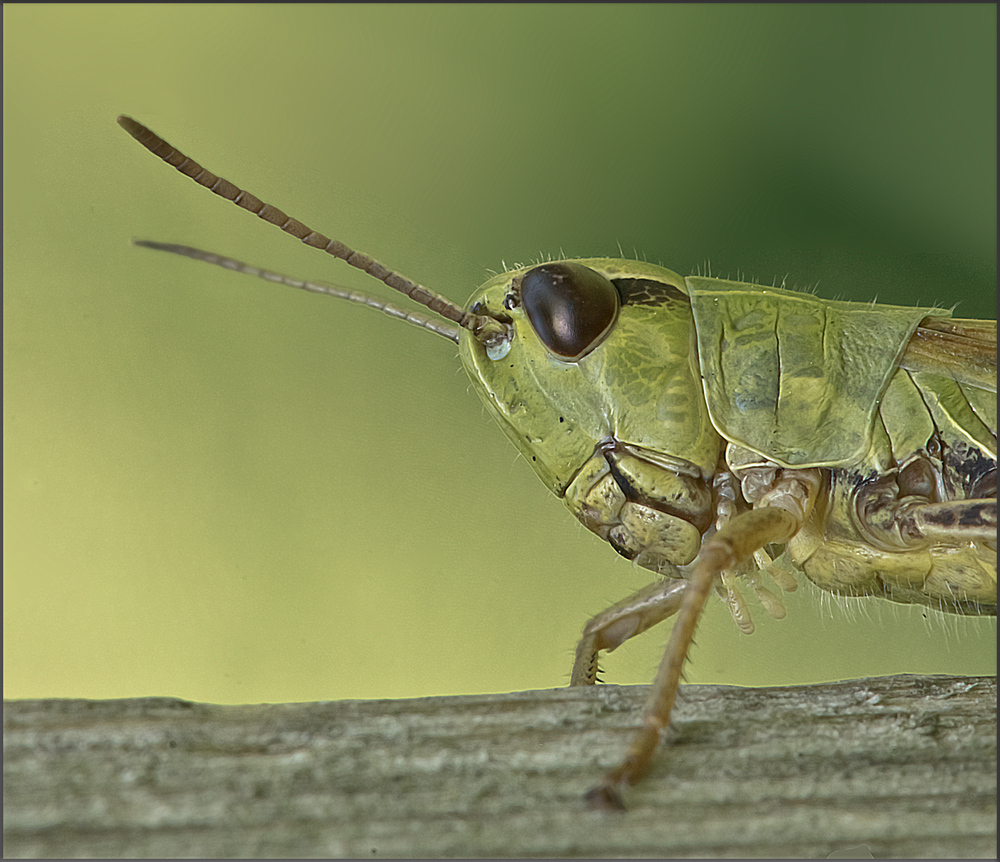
[459,259,996,614]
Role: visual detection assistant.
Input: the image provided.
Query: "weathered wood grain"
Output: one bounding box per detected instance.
[3,675,996,858]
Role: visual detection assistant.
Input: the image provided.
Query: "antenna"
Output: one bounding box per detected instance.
[135,240,462,344]
[117,116,488,338]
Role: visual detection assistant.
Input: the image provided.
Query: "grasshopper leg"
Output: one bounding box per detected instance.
[900,498,997,543]
[571,577,689,686]
[585,481,816,810]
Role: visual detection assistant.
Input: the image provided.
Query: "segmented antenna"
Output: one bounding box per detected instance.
[135,240,461,344]
[116,115,472,330]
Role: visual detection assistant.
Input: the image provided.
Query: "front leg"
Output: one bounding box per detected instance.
[571,577,689,686]
[586,470,820,810]
[567,453,800,686]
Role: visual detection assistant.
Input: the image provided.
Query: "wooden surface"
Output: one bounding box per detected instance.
[3,674,996,858]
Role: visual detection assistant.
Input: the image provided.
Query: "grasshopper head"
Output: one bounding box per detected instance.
[459,259,718,496]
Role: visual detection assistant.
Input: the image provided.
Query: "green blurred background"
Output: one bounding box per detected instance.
[4,4,995,705]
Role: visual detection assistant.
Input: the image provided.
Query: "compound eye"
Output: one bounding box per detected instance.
[520,263,620,360]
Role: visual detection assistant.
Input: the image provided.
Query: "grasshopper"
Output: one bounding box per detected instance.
[117,116,997,810]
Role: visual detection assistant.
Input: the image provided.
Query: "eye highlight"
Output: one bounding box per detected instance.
[520,263,620,361]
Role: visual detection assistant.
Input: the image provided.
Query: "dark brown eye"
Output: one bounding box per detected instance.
[520,263,620,360]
